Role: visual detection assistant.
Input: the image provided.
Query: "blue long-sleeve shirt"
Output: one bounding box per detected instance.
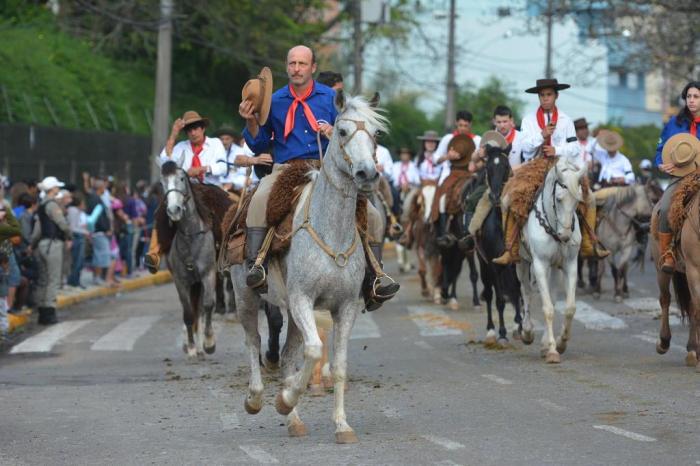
[655,117,697,166]
[243,82,338,164]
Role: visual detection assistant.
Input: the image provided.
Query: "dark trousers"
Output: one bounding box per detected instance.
[67,233,85,287]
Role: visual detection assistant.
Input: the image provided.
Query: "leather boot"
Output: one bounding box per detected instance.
[493,212,520,264]
[457,212,475,252]
[436,213,455,249]
[364,242,400,312]
[144,228,161,275]
[658,232,675,274]
[580,204,610,259]
[38,307,58,325]
[245,227,269,289]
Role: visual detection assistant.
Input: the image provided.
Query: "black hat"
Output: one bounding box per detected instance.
[525,78,571,94]
[573,118,588,129]
[214,126,238,138]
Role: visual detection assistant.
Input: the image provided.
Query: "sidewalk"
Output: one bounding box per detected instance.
[7,269,172,334]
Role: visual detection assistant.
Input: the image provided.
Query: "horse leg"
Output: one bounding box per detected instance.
[238,295,265,415]
[432,257,443,304]
[483,278,496,346]
[418,246,429,298]
[576,256,585,289]
[181,283,200,360]
[264,303,283,370]
[533,259,558,363]
[593,258,604,299]
[203,271,217,355]
[621,263,629,298]
[275,295,321,416]
[557,257,578,355]
[656,271,672,355]
[518,262,535,345]
[225,275,238,321]
[495,291,508,346]
[611,263,623,303]
[332,301,361,444]
[468,252,481,309]
[683,267,700,369]
[588,257,598,291]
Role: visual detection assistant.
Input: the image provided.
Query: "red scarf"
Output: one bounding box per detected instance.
[505,128,516,144]
[191,141,204,182]
[453,130,476,139]
[399,162,409,187]
[284,83,319,140]
[691,116,700,137]
[536,106,558,146]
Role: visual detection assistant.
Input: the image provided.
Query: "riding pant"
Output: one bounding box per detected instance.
[657,176,681,234]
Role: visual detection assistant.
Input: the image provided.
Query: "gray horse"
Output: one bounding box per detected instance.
[229,93,387,444]
[161,158,218,359]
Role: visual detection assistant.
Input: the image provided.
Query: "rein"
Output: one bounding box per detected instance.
[534,172,575,243]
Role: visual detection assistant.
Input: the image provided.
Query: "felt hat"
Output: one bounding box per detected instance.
[417,130,441,141]
[573,118,589,129]
[448,134,476,168]
[480,130,509,150]
[661,133,700,177]
[214,126,238,138]
[597,130,624,152]
[181,110,209,128]
[525,78,571,94]
[241,67,273,126]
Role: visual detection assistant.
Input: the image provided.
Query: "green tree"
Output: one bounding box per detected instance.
[380,92,432,158]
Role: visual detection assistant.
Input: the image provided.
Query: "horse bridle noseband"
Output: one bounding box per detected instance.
[163,168,192,207]
[535,168,577,243]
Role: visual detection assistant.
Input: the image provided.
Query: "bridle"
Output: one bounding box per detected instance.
[534,166,579,243]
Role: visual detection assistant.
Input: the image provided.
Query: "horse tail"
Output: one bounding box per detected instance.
[672,271,691,323]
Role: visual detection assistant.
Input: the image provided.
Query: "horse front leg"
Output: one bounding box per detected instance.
[611,263,623,303]
[557,255,578,356]
[467,252,481,309]
[593,258,604,299]
[264,303,284,370]
[483,278,496,346]
[517,261,535,345]
[203,271,217,355]
[656,271,672,355]
[684,267,700,369]
[238,296,265,414]
[417,246,429,298]
[332,300,360,444]
[532,259,558,363]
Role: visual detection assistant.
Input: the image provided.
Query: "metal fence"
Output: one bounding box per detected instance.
[0,123,151,186]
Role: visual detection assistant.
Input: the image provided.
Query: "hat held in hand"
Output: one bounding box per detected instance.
[241,67,273,126]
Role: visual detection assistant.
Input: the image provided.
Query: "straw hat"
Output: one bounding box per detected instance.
[448,135,475,168]
[181,110,209,128]
[480,130,509,150]
[525,78,570,94]
[661,133,700,177]
[241,67,273,126]
[597,130,624,152]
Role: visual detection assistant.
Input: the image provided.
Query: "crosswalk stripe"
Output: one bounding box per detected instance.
[406,306,464,336]
[239,445,278,464]
[10,320,93,354]
[555,301,627,330]
[91,316,161,351]
[351,313,380,339]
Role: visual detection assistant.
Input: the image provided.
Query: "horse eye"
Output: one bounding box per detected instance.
[339,129,347,137]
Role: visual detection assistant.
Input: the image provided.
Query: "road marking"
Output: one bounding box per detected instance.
[555,301,627,330]
[239,445,279,464]
[624,297,680,315]
[435,461,463,466]
[382,406,401,419]
[414,340,434,350]
[634,333,685,353]
[220,412,240,430]
[535,399,566,412]
[592,425,656,442]
[422,435,465,450]
[481,374,513,385]
[10,320,93,354]
[406,306,464,336]
[91,315,161,351]
[351,313,380,339]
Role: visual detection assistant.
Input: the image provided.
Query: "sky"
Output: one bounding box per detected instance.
[361,0,611,126]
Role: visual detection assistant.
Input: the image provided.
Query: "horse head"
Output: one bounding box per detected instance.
[485,144,511,203]
[161,159,191,223]
[550,157,586,242]
[330,90,389,193]
[632,183,654,219]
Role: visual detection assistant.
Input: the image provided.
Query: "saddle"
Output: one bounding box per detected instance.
[430,168,472,223]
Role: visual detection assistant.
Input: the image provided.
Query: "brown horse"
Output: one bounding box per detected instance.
[651,186,700,370]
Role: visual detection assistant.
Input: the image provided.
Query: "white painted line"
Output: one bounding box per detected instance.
[592,425,656,442]
[91,315,161,351]
[535,399,566,412]
[623,297,680,316]
[634,333,685,353]
[414,340,434,350]
[351,313,381,340]
[239,445,279,464]
[481,374,513,385]
[382,406,401,419]
[435,461,463,466]
[220,412,240,430]
[422,435,466,451]
[406,306,463,337]
[555,301,627,330]
[11,320,93,354]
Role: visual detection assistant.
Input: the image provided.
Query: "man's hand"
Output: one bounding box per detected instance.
[254,153,273,166]
[541,122,556,139]
[171,118,185,137]
[187,166,207,178]
[239,100,257,121]
[659,162,675,175]
[543,146,557,157]
[318,123,333,138]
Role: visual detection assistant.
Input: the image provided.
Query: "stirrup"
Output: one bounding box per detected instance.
[246,264,267,289]
[660,252,675,274]
[372,274,400,300]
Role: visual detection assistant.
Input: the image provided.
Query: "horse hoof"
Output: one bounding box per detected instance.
[288,420,308,437]
[275,392,294,415]
[335,430,359,444]
[197,351,206,361]
[448,298,459,311]
[497,337,509,349]
[204,343,216,355]
[656,341,669,355]
[484,331,498,348]
[545,351,561,364]
[521,331,535,345]
[512,329,522,341]
[614,295,623,304]
[556,340,567,355]
[421,289,431,298]
[264,359,280,373]
[623,291,630,299]
[686,351,697,367]
[244,399,262,415]
[308,384,325,397]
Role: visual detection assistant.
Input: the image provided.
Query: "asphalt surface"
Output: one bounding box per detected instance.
[1,253,699,465]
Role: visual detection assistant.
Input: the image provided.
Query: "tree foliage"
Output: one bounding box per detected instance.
[379,92,432,156]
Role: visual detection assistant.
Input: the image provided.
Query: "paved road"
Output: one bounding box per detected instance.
[1,256,698,465]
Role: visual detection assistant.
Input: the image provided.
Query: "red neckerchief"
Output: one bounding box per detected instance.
[691,116,700,137]
[284,83,320,140]
[452,130,476,139]
[424,152,434,174]
[505,128,516,144]
[536,106,558,146]
[399,162,410,187]
[191,141,205,182]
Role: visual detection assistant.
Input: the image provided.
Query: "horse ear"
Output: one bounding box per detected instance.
[369,92,380,108]
[334,89,346,113]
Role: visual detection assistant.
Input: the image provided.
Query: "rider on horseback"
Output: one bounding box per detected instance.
[238,45,398,310]
[492,78,610,265]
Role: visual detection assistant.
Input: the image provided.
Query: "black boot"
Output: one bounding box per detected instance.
[457,212,475,252]
[245,227,268,290]
[436,213,456,249]
[38,307,58,325]
[363,242,400,312]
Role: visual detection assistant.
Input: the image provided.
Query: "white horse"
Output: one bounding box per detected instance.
[229,92,387,443]
[517,156,587,363]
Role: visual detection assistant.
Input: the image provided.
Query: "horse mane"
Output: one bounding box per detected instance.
[603,185,637,211]
[342,96,390,134]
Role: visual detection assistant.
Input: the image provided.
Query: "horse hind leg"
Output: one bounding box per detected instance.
[533,260,559,363]
[203,272,218,355]
[468,252,481,309]
[495,293,509,346]
[656,271,673,355]
[518,262,536,345]
[264,303,284,371]
[557,259,578,355]
[332,302,361,444]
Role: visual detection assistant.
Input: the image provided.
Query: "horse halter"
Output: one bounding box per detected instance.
[163,168,192,215]
[336,118,378,170]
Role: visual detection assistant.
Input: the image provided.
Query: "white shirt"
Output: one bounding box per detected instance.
[594,148,635,185]
[217,142,256,189]
[576,136,597,165]
[391,161,420,190]
[418,152,441,181]
[520,110,580,162]
[503,129,524,168]
[434,132,481,185]
[159,136,227,185]
[376,145,394,181]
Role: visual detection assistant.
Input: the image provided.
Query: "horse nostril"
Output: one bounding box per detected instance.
[356,170,367,181]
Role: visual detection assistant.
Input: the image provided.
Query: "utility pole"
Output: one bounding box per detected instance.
[544,0,553,78]
[352,0,363,95]
[150,0,173,183]
[444,0,457,132]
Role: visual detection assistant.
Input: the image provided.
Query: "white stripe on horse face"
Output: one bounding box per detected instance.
[166,176,182,211]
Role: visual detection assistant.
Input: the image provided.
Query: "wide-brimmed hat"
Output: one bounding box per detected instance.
[525,78,571,94]
[38,176,65,192]
[241,67,273,126]
[214,126,238,138]
[417,130,441,142]
[597,130,624,152]
[662,133,700,177]
[181,110,209,129]
[573,118,589,129]
[480,130,509,150]
[448,134,476,168]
